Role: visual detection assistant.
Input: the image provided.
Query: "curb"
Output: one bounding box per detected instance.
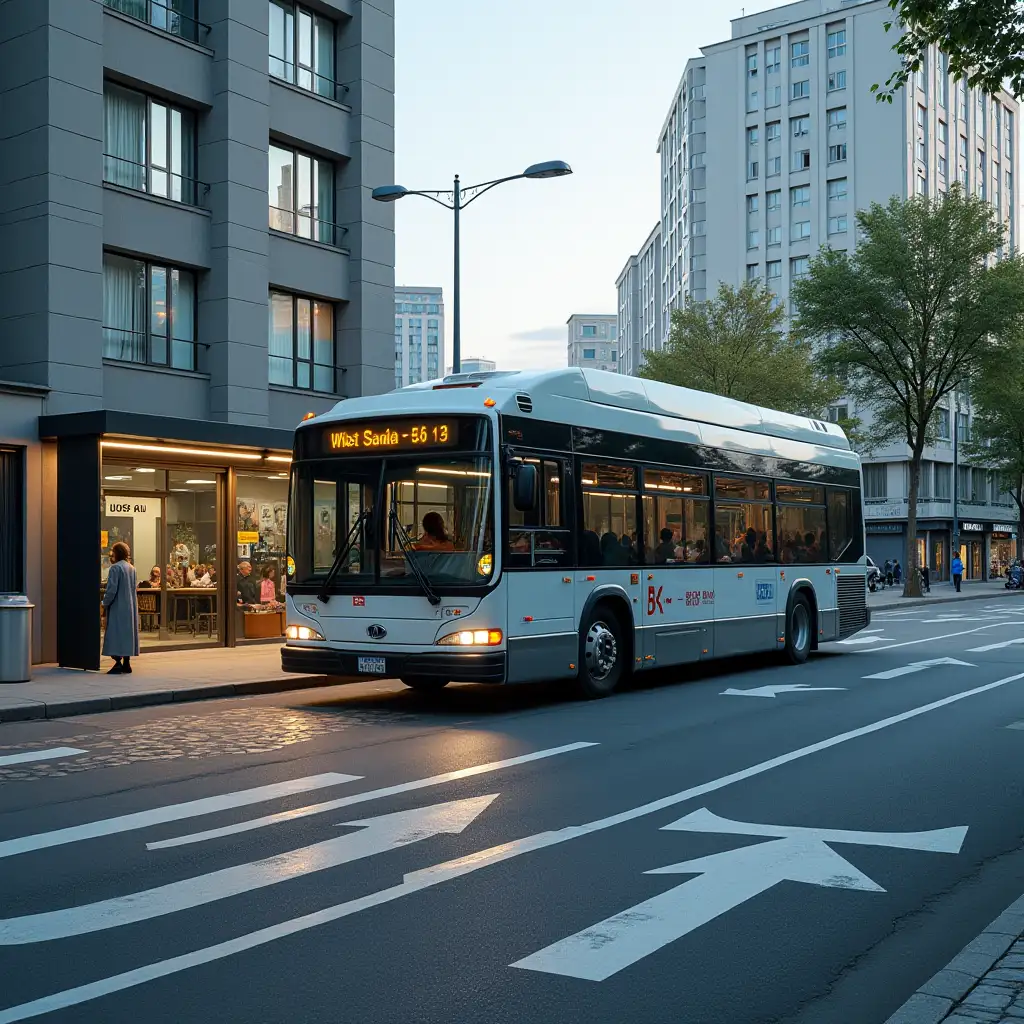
[870,588,1024,613]
[0,673,343,723]
[884,895,1024,1023]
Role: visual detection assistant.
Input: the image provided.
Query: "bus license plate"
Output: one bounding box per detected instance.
[357,656,386,675]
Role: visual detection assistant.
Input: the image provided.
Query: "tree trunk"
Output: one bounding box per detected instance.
[903,454,923,597]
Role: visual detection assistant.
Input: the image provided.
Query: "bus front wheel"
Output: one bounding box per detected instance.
[400,677,450,692]
[784,594,812,665]
[576,604,627,699]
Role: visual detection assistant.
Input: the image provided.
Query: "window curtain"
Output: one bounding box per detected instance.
[105,0,147,21]
[168,107,196,204]
[314,14,335,98]
[170,269,196,370]
[315,160,334,243]
[103,255,146,362]
[104,85,146,191]
[312,301,333,392]
[269,292,294,385]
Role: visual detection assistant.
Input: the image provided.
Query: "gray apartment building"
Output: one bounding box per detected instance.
[0,0,395,668]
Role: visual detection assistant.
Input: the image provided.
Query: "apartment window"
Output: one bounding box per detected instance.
[917,137,926,162]
[766,189,781,210]
[103,0,200,42]
[747,161,759,180]
[827,177,848,200]
[767,225,782,246]
[937,53,949,106]
[582,347,596,359]
[827,70,847,92]
[747,263,761,282]
[863,464,887,499]
[938,154,948,179]
[957,412,970,442]
[747,228,760,248]
[269,143,337,244]
[766,85,782,107]
[269,291,335,391]
[915,62,926,92]
[767,156,782,176]
[934,463,951,498]
[1005,110,1013,157]
[103,83,198,204]
[938,120,948,145]
[747,194,760,213]
[102,253,197,371]
[827,107,847,130]
[828,214,848,234]
[958,466,971,502]
[792,115,810,137]
[791,40,810,67]
[791,185,810,207]
[977,91,986,126]
[767,260,782,280]
[766,121,781,142]
[269,1,338,100]
[957,81,967,121]
[792,149,811,171]
[937,408,951,439]
[792,80,810,100]
[827,28,847,58]
[747,50,758,76]
[978,149,987,197]
[915,174,927,195]
[1007,171,1013,199]
[827,404,848,423]
[747,127,760,147]
[828,143,848,163]
[791,256,810,278]
[792,220,811,240]
[766,45,781,73]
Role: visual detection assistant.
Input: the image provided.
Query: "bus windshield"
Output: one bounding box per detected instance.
[289,453,495,589]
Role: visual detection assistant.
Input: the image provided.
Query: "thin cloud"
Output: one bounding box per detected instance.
[509,326,565,342]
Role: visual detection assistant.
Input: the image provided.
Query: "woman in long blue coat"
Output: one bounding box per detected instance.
[103,541,140,673]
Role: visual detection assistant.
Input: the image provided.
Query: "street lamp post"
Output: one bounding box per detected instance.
[952,390,961,581]
[372,160,573,374]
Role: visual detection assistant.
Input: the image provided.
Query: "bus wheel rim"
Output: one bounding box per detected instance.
[585,621,617,680]
[792,603,810,652]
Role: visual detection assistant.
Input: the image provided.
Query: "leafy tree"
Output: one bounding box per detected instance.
[966,332,1024,557]
[639,281,842,417]
[792,186,1024,596]
[876,0,1024,101]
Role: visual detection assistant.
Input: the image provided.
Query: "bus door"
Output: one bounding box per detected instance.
[640,472,714,668]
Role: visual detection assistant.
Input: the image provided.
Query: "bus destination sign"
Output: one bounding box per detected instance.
[325,419,460,454]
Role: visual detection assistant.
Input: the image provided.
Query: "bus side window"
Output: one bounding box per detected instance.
[507,457,570,567]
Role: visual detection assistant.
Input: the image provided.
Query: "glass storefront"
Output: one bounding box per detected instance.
[991,533,1016,577]
[234,470,290,640]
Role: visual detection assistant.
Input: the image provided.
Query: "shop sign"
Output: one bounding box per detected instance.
[867,523,903,534]
[960,522,984,533]
[991,532,1015,539]
[237,531,260,544]
[865,503,905,520]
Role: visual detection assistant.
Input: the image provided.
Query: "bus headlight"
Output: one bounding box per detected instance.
[477,553,493,577]
[437,628,503,647]
[286,625,325,641]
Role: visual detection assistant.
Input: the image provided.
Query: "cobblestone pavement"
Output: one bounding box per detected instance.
[0,704,415,782]
[887,897,1024,1024]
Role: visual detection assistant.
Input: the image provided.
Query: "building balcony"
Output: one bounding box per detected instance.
[864,496,1018,524]
[268,220,350,303]
[269,75,351,161]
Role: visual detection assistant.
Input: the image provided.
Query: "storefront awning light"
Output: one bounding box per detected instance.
[265,455,292,464]
[101,441,264,461]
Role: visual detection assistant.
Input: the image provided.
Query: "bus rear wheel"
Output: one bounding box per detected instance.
[784,594,812,665]
[400,677,450,692]
[575,604,627,700]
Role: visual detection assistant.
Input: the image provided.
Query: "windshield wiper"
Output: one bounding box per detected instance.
[388,506,441,606]
[317,507,371,603]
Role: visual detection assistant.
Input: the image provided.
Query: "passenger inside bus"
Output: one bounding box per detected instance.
[414,512,455,552]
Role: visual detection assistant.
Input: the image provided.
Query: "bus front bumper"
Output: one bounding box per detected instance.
[281,644,507,684]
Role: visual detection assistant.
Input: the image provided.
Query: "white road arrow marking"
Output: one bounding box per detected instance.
[0,794,498,945]
[511,810,966,982]
[863,657,975,680]
[968,638,1024,653]
[836,635,892,645]
[721,683,846,698]
[0,747,86,768]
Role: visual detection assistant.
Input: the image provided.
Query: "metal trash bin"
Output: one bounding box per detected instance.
[0,595,34,683]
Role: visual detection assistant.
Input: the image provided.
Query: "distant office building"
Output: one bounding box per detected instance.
[617,222,663,375]
[458,357,497,374]
[566,315,618,371]
[395,287,444,387]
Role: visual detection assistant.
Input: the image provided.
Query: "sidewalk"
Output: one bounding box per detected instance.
[886,893,1024,1024]
[0,645,336,723]
[869,578,1022,612]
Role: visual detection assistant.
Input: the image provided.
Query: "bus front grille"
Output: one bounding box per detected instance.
[837,574,868,637]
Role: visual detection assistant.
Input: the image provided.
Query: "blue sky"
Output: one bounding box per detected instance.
[392,0,783,370]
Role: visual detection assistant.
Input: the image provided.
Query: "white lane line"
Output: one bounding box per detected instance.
[967,638,1024,653]
[0,748,87,768]
[147,742,598,851]
[863,658,974,680]
[843,622,1024,653]
[836,635,892,645]
[0,774,361,861]
[5,673,1022,1023]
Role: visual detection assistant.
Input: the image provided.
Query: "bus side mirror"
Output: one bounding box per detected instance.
[513,463,538,513]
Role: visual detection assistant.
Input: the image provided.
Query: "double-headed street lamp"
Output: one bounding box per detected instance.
[372,160,573,374]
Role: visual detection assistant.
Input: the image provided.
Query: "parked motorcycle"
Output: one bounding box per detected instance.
[866,556,884,592]
[1006,562,1024,590]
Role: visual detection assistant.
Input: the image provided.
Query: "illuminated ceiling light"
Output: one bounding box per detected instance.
[185,479,216,485]
[265,455,292,463]
[134,468,157,473]
[104,475,133,481]
[101,441,262,460]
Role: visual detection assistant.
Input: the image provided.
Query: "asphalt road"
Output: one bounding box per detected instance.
[3,599,1024,1023]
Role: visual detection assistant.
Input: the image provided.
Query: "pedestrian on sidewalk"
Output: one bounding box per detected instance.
[102,541,140,674]
[921,563,931,593]
[893,559,902,585]
[952,553,964,593]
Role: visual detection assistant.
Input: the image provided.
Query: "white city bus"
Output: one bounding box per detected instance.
[282,368,869,698]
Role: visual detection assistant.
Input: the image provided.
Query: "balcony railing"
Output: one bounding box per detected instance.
[103,154,209,208]
[268,57,350,104]
[103,0,210,44]
[269,206,348,248]
[103,327,207,373]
